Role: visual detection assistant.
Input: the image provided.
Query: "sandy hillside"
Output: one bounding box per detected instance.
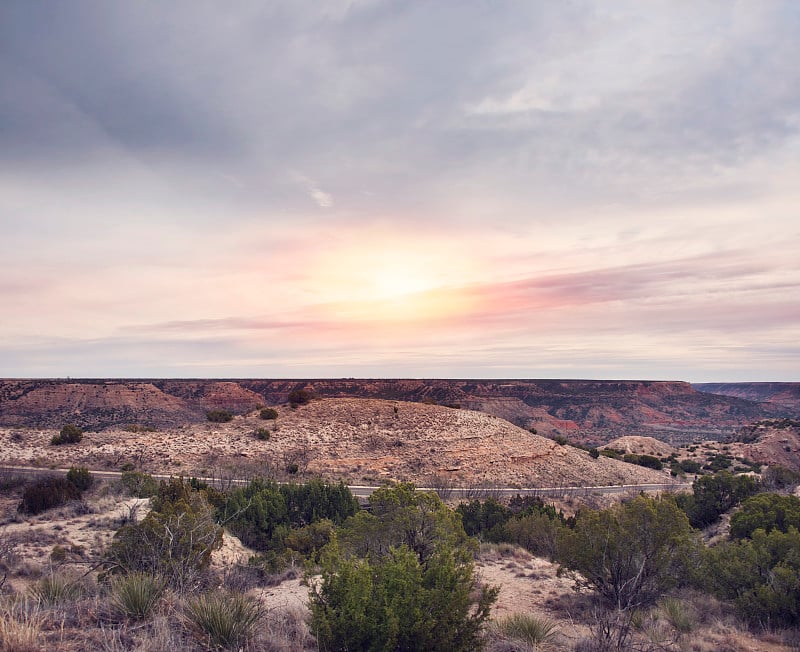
[0,398,671,487]
[604,435,678,458]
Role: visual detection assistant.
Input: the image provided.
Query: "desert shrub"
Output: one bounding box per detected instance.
[288,388,314,407]
[121,471,159,498]
[254,428,271,441]
[110,572,164,620]
[107,480,223,592]
[281,478,360,528]
[220,478,358,553]
[600,448,622,460]
[328,481,496,652]
[185,591,261,649]
[206,409,233,423]
[553,435,568,446]
[557,495,696,611]
[340,483,474,564]
[285,519,335,561]
[29,573,82,605]
[51,423,83,445]
[676,470,761,529]
[456,499,512,540]
[18,476,80,515]
[701,526,800,627]
[678,459,702,474]
[311,539,497,652]
[589,447,600,459]
[259,407,278,420]
[66,466,94,492]
[637,454,663,470]
[496,613,559,647]
[285,462,299,475]
[506,512,564,559]
[729,493,800,539]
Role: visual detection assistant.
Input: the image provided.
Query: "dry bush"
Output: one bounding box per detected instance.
[256,604,316,652]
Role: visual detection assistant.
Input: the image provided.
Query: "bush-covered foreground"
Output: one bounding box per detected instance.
[1,467,799,651]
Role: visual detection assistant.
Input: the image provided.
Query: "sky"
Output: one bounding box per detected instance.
[1,1,799,381]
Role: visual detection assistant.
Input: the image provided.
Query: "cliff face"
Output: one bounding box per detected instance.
[0,378,790,442]
[695,383,800,411]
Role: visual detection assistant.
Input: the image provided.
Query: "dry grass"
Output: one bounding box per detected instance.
[0,600,44,652]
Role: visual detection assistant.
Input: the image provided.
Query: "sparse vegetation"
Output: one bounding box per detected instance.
[254,427,271,440]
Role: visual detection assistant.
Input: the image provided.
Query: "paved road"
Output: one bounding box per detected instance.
[0,464,691,500]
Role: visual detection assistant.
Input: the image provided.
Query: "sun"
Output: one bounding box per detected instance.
[305,236,477,322]
[370,260,436,301]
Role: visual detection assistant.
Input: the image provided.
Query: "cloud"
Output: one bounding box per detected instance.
[0,2,798,379]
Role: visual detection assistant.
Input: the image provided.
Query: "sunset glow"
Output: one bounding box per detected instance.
[1,2,798,380]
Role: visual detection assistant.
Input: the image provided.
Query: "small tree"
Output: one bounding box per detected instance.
[557,495,695,611]
[311,485,497,651]
[106,479,223,592]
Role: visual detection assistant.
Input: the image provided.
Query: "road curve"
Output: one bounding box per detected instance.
[0,464,691,500]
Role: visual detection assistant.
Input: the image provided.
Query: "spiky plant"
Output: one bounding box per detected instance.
[184,591,261,649]
[110,572,164,621]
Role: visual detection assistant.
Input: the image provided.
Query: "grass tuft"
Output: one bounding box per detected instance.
[28,573,82,606]
[110,572,164,621]
[0,601,44,652]
[660,596,694,634]
[185,591,261,649]
[497,613,559,647]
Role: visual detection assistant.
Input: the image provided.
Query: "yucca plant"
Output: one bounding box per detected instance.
[110,572,164,621]
[659,596,694,634]
[28,574,82,606]
[185,591,261,649]
[497,613,559,647]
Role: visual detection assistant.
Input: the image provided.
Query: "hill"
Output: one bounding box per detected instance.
[0,398,669,488]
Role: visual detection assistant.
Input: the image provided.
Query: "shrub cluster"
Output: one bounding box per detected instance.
[51,424,83,445]
[18,477,80,515]
[66,466,94,492]
[206,409,233,423]
[259,407,278,420]
[288,388,314,407]
[219,478,359,556]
